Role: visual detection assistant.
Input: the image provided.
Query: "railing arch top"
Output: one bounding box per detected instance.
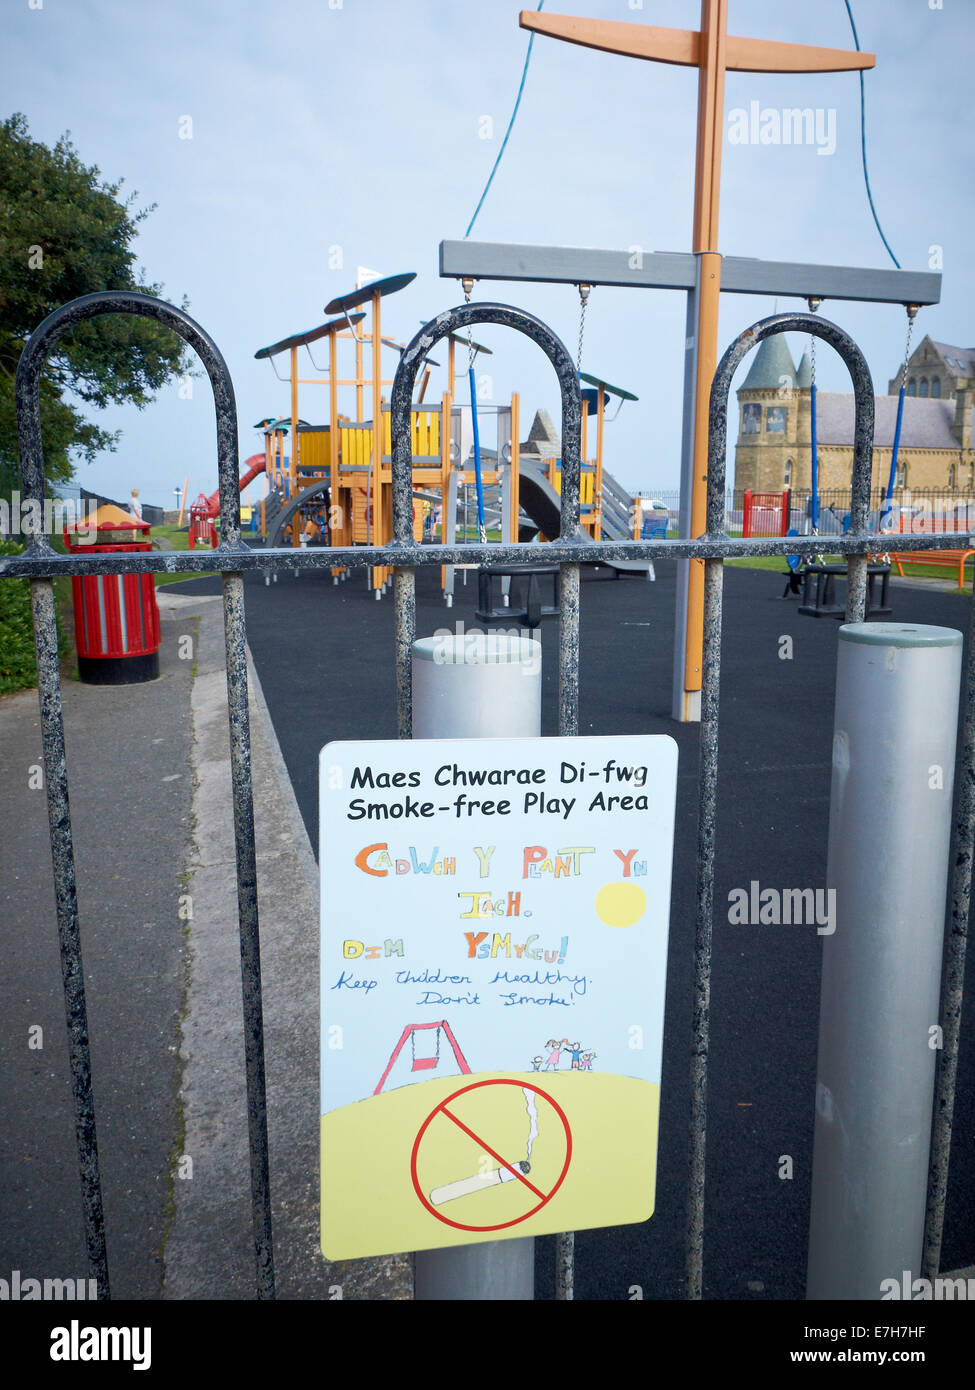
[706,312,875,537]
[14,290,246,551]
[389,303,582,544]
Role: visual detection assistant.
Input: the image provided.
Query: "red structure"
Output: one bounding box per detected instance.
[373,1021,471,1095]
[199,453,266,520]
[188,494,217,550]
[190,453,267,547]
[742,488,790,538]
[64,505,161,684]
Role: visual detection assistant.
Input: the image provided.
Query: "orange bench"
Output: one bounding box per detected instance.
[891,549,975,587]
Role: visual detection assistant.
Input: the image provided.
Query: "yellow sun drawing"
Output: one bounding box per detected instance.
[594,881,647,928]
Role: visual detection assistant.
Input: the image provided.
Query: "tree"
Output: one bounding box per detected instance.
[0,112,190,500]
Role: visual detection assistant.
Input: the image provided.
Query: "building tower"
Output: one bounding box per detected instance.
[733,335,799,493]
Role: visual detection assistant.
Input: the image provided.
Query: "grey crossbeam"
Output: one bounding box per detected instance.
[440,240,941,307]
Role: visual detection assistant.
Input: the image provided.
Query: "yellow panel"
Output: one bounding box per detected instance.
[298,429,330,474]
[377,411,441,457]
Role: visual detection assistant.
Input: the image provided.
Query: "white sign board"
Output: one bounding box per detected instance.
[320,734,677,1259]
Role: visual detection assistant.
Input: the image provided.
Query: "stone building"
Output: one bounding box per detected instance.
[888,336,975,401]
[733,333,975,495]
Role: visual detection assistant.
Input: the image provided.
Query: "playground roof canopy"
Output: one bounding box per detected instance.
[259,417,313,433]
[579,371,638,402]
[381,335,440,367]
[324,272,416,315]
[254,313,365,360]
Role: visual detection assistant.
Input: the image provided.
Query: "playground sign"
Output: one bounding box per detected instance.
[319,734,678,1259]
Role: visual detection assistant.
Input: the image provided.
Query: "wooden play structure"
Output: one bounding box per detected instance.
[254,272,525,598]
[252,271,647,599]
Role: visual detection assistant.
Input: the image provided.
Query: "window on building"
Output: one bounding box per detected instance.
[932,377,941,398]
[783,458,792,485]
[765,405,787,434]
[920,378,929,397]
[896,461,908,488]
[742,402,761,435]
[948,464,956,488]
[907,378,917,396]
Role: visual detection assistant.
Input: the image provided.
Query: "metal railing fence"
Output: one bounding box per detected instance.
[3,294,971,1301]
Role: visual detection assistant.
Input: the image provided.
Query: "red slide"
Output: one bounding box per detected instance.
[203,453,266,518]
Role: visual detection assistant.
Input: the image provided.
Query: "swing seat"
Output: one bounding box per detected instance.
[798,561,892,620]
[412,1056,438,1072]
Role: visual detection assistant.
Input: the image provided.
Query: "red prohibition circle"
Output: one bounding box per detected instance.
[410,1078,572,1232]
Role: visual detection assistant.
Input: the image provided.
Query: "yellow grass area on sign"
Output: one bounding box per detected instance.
[321,1069,658,1260]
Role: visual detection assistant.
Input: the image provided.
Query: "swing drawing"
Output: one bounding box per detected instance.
[373,1021,471,1095]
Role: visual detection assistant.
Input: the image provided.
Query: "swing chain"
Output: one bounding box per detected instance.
[462,277,476,373]
[899,304,919,394]
[807,297,821,388]
[577,283,591,372]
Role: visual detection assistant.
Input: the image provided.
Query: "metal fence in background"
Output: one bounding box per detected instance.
[634,487,975,539]
[3,291,972,1302]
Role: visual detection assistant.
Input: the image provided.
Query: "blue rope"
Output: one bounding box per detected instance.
[469,367,487,543]
[810,383,819,531]
[465,1,545,238]
[843,0,900,269]
[884,384,907,516]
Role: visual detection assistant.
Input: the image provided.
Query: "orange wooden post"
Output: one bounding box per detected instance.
[510,392,521,544]
[326,323,347,575]
[289,345,301,547]
[519,4,874,722]
[579,394,589,533]
[370,287,384,588]
[440,389,451,590]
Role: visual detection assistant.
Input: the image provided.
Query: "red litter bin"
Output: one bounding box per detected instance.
[64,504,161,684]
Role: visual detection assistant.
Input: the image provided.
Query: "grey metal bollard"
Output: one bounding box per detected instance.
[806,622,962,1301]
[411,631,541,740]
[411,630,541,1300]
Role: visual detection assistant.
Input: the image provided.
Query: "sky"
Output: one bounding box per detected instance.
[4,0,973,507]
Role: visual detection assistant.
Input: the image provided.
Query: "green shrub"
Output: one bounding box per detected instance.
[0,540,38,692]
[0,539,69,693]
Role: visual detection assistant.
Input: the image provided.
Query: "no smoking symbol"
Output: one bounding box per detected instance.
[410,1079,572,1232]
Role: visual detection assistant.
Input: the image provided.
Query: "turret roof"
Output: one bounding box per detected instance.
[740,335,797,391]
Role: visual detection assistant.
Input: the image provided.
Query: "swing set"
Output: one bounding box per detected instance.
[373,1021,471,1096]
[783,297,922,619]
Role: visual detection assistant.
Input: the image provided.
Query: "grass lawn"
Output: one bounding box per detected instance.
[724,554,839,572]
[151,522,218,586]
[723,552,972,589]
[0,520,221,694]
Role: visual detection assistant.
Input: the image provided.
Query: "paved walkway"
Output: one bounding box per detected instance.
[0,589,408,1300]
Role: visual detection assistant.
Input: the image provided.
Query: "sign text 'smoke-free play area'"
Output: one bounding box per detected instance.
[320,735,678,1260]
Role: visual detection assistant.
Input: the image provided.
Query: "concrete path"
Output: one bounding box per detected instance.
[161,591,409,1299]
[0,600,193,1298]
[0,588,409,1300]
